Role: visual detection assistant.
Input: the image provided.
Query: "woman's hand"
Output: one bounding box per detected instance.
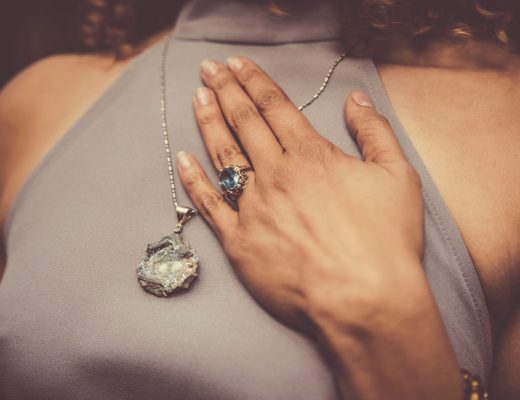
[178,56,463,399]
[178,56,425,328]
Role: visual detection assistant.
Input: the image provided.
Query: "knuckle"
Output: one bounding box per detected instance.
[197,109,220,126]
[199,191,225,217]
[184,172,204,190]
[211,72,234,90]
[293,138,333,164]
[357,112,391,133]
[371,145,394,162]
[238,67,261,84]
[265,166,293,192]
[352,121,380,145]
[255,89,286,114]
[217,145,243,166]
[362,113,385,130]
[230,103,259,129]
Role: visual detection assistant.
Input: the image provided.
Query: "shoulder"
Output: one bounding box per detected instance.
[0,53,127,130]
[0,52,128,143]
[0,52,130,230]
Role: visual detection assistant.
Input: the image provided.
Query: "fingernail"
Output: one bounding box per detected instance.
[201,59,219,77]
[227,56,244,72]
[351,91,373,108]
[177,151,192,170]
[195,87,211,106]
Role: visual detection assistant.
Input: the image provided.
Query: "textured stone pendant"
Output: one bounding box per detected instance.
[137,206,199,297]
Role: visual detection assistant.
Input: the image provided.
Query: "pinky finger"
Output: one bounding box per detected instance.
[177,151,238,239]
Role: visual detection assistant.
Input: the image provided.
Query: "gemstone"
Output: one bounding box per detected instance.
[137,233,199,297]
[219,167,240,191]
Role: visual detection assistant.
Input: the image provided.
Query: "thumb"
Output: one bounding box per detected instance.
[345,91,406,165]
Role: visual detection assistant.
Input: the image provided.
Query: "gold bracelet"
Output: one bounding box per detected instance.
[462,369,489,400]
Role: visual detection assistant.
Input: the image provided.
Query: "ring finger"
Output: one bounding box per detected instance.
[193,86,255,203]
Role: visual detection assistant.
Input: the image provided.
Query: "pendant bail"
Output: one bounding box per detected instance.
[175,205,198,232]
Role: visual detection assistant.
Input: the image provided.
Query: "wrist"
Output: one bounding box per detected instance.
[305,257,465,399]
[306,254,429,346]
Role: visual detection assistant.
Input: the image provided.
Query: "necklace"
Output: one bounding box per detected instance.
[136,32,347,297]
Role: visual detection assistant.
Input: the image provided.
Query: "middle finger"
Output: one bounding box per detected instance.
[200,59,283,168]
[193,87,251,171]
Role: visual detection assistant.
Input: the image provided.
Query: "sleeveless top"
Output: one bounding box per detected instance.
[0,1,493,398]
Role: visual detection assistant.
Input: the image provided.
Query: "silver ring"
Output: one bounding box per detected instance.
[218,165,254,201]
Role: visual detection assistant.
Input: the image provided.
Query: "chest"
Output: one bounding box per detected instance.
[0,46,496,395]
[379,65,520,332]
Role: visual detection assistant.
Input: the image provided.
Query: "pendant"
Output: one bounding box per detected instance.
[137,206,199,297]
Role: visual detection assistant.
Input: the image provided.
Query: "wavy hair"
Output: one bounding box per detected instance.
[78,0,520,57]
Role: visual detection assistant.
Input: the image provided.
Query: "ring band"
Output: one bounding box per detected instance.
[218,165,254,201]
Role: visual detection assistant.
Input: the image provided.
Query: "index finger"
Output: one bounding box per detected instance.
[226,56,315,148]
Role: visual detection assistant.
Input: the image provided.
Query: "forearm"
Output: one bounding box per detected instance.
[308,259,465,400]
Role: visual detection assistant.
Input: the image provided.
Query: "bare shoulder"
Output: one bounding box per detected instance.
[0,53,127,123]
[0,52,131,231]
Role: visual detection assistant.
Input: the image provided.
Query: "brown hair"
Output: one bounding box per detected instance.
[78,0,187,57]
[78,0,520,58]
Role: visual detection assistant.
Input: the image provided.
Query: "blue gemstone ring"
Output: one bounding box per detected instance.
[218,165,254,201]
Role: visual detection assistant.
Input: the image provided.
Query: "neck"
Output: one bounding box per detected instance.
[376,39,520,72]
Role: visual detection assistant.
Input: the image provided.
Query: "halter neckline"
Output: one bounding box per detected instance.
[173,0,343,44]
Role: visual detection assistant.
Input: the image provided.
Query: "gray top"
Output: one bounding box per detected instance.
[0,1,492,399]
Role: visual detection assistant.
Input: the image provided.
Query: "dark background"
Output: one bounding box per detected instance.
[1,0,77,88]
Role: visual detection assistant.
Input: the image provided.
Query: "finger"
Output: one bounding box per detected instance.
[177,151,238,239]
[345,91,407,165]
[200,59,282,168]
[226,56,315,147]
[193,87,251,170]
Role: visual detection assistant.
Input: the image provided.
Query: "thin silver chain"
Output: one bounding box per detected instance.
[160,32,346,221]
[297,52,347,111]
[160,33,179,212]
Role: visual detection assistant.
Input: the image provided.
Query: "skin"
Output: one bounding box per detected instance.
[379,43,520,398]
[0,34,519,398]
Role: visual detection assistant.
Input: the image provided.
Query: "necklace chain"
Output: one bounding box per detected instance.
[297,52,347,111]
[160,33,180,213]
[160,32,346,222]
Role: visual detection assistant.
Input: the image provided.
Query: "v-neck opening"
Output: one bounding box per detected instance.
[362,57,493,379]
